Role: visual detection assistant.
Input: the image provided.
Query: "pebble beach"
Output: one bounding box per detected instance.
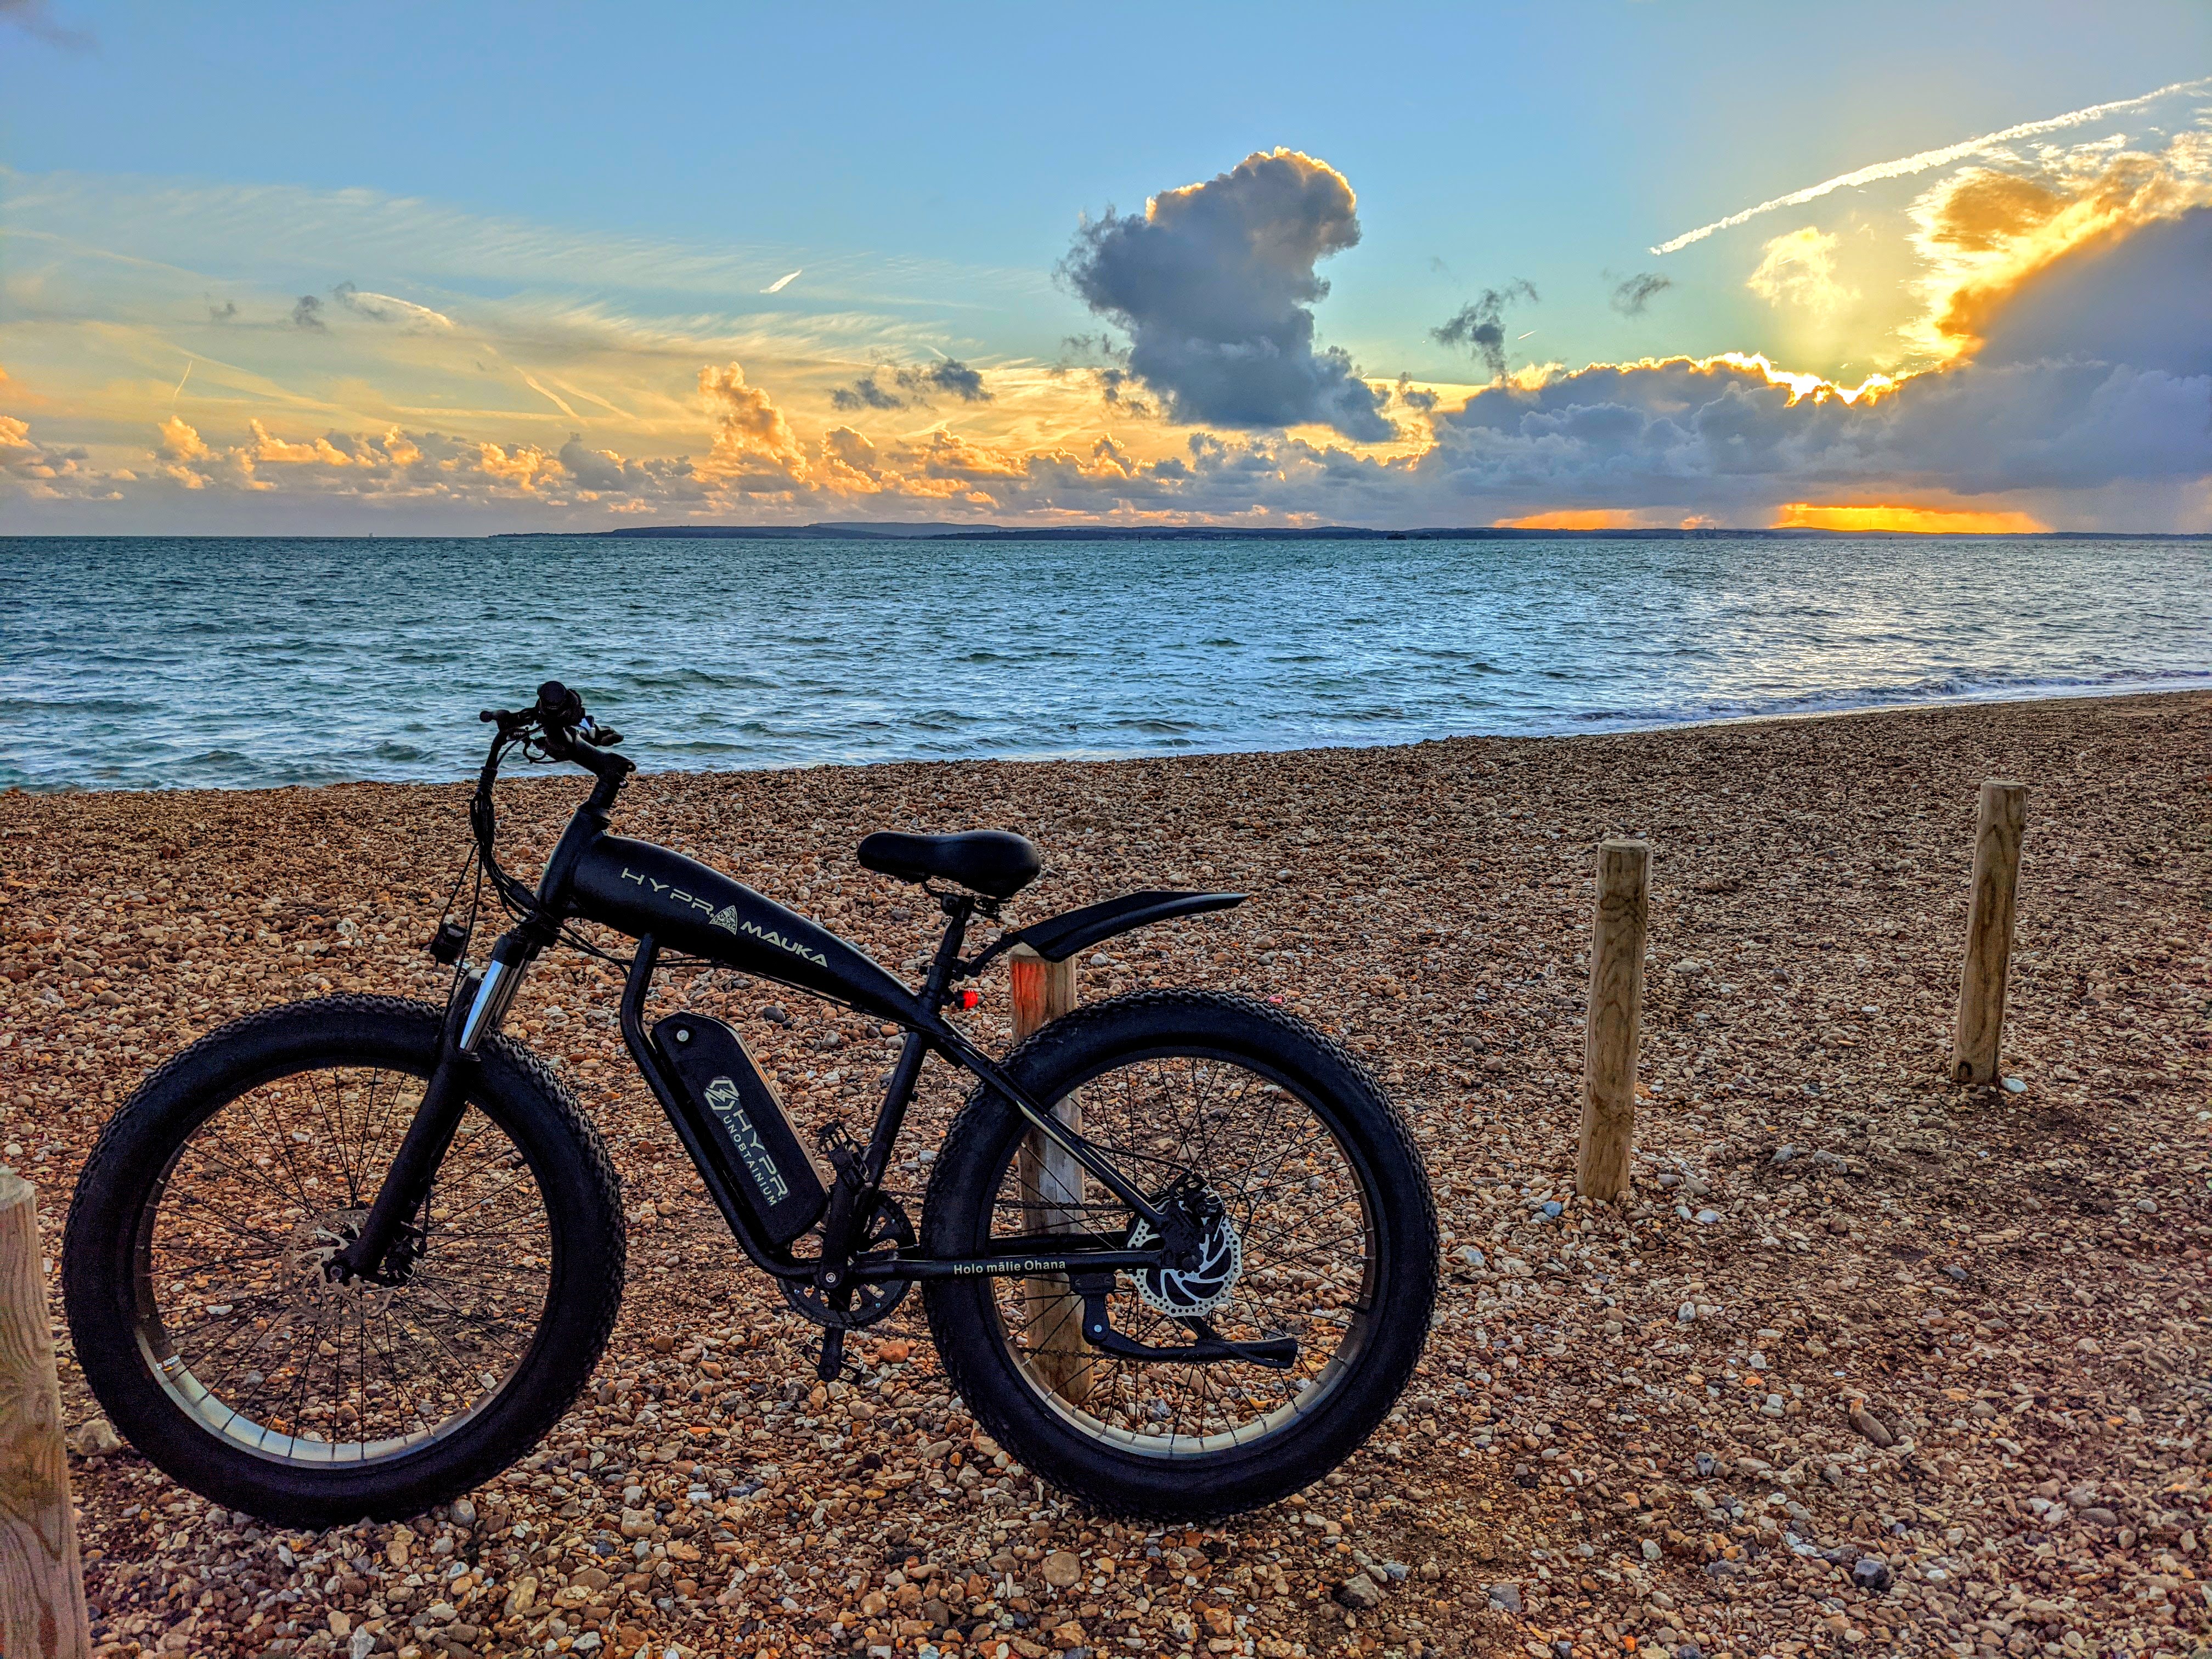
[3,689,2209,1659]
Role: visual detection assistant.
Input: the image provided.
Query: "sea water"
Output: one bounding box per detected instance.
[1,533,2205,791]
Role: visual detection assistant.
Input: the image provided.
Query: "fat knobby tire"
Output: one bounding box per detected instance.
[62,996,627,1527]
[921,989,1439,1520]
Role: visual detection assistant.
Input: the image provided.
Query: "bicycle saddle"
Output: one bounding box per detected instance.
[856,830,1042,898]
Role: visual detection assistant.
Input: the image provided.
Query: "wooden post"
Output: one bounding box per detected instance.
[0,1169,92,1659]
[1576,839,1650,1203]
[1009,945,1092,1403]
[1950,780,2028,1085]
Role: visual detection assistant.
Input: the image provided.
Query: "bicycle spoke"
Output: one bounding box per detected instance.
[984,1046,1374,1453]
[139,1059,554,1463]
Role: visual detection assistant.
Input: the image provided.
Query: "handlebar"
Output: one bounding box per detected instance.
[478,680,633,783]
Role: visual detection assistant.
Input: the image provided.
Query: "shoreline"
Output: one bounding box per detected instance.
[5,689,2209,1657]
[9,678,2209,798]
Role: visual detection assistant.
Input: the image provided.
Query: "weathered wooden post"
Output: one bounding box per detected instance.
[0,1169,93,1659]
[1009,945,1092,1402]
[1950,780,2027,1085]
[1576,838,1650,1203]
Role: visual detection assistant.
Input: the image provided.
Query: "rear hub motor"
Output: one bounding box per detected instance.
[1127,1183,1243,1318]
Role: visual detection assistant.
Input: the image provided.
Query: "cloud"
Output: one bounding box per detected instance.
[1391,374,1438,414]
[290,294,326,331]
[762,269,803,294]
[828,374,905,413]
[1418,251,2212,512]
[331,281,456,331]
[207,300,238,323]
[1901,133,2212,363]
[828,357,994,411]
[1431,281,1539,379]
[817,426,888,493]
[0,410,111,498]
[1059,148,1393,442]
[12,158,2209,532]
[697,361,810,491]
[157,415,211,461]
[1746,227,1857,318]
[1609,272,1672,317]
[1970,204,2212,378]
[919,358,988,403]
[1652,75,2212,254]
[0,0,91,48]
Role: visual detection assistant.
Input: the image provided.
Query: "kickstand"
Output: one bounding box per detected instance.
[815,1326,846,1383]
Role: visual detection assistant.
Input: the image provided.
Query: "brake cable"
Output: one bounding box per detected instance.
[461,721,658,972]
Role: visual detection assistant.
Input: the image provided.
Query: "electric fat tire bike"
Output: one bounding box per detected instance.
[63,683,1438,1527]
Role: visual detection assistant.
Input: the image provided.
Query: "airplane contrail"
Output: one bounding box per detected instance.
[762,269,803,294]
[1652,75,2212,255]
[520,372,579,421]
[170,359,193,405]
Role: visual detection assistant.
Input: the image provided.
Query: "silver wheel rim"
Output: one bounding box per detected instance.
[985,1051,1378,1459]
[132,1063,552,1468]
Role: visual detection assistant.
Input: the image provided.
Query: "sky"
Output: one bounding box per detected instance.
[3,0,2210,534]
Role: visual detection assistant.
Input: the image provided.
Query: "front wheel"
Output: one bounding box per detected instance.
[921,990,1438,1520]
[62,996,627,1527]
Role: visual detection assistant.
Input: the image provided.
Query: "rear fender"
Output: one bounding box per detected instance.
[1010,890,1245,964]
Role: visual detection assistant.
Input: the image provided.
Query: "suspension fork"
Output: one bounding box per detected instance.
[337,926,537,1280]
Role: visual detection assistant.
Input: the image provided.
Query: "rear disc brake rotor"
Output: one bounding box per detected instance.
[1126,1194,1244,1318]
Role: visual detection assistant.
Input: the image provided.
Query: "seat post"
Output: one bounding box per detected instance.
[921,893,975,1012]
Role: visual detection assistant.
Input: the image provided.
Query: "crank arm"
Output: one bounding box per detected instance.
[1077,1293,1299,1370]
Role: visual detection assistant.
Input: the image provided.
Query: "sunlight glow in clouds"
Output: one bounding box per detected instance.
[1651,75,2212,253]
[4,75,2212,533]
[1773,503,2052,534]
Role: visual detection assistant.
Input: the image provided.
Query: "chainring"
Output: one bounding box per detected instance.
[781,1193,916,1330]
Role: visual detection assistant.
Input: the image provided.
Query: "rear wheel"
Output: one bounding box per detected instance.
[63,996,625,1527]
[921,990,1437,1520]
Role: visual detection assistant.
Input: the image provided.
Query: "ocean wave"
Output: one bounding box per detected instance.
[3,533,2205,789]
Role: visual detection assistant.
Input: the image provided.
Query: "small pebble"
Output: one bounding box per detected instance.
[1851,1556,1895,1592]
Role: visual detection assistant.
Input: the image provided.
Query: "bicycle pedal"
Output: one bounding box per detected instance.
[814,1326,847,1383]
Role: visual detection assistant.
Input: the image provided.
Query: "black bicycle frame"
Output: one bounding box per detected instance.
[341,752,1176,1291]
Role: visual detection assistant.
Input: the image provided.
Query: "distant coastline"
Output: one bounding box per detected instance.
[484,521,2205,543]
